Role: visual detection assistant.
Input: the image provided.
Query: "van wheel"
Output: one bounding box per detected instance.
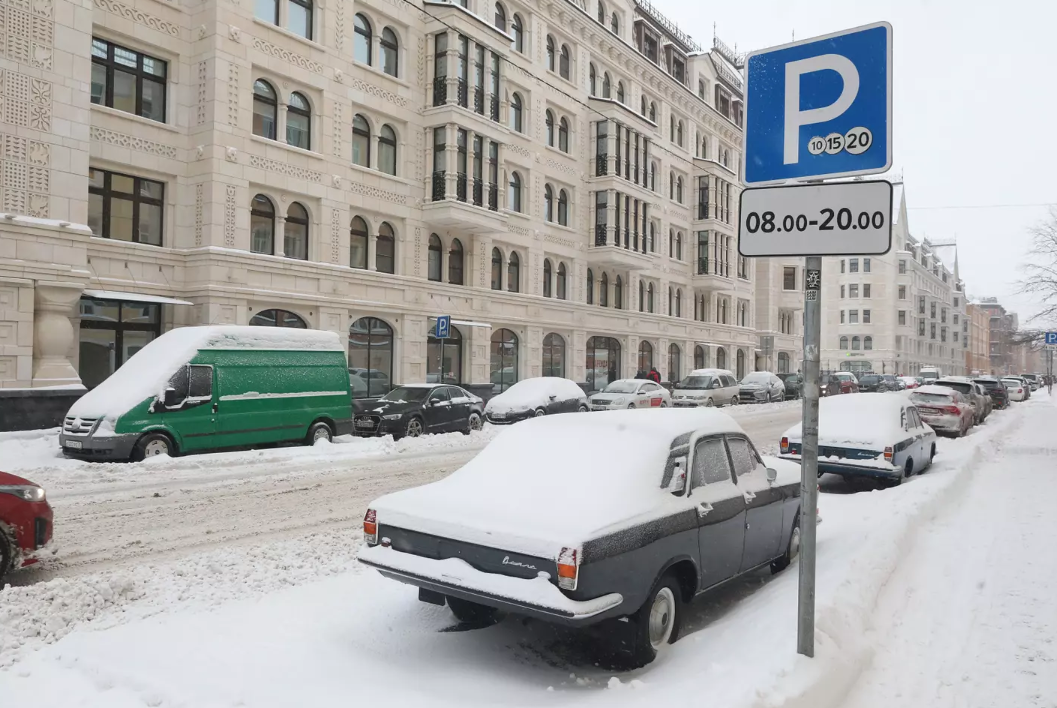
[771,515,800,574]
[307,421,333,445]
[447,596,499,624]
[578,404,589,413]
[620,575,682,668]
[133,432,174,461]
[897,458,914,485]
[0,530,12,589]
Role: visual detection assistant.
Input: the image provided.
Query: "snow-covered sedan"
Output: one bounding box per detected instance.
[1002,377,1029,402]
[738,371,786,404]
[353,384,484,439]
[780,393,937,484]
[359,409,804,667]
[483,377,588,424]
[589,379,671,410]
[0,471,53,585]
[909,385,976,436]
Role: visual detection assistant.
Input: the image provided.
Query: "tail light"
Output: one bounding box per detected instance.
[781,437,789,454]
[945,405,961,415]
[884,446,893,462]
[1018,388,1023,394]
[556,547,580,591]
[363,508,378,545]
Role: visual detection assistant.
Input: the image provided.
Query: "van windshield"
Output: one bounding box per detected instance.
[678,376,715,390]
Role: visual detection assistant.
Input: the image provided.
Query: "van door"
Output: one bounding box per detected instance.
[160,364,216,452]
[690,436,747,589]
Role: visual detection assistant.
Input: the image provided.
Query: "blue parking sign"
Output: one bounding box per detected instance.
[743,22,892,185]
[436,315,451,339]
[1046,332,1057,346]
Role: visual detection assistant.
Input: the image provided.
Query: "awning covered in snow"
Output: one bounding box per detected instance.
[81,289,194,306]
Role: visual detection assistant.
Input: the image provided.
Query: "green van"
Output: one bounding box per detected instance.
[59,326,353,461]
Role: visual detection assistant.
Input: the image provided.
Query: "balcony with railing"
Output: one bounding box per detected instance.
[422,172,507,233]
[596,153,608,176]
[588,224,652,269]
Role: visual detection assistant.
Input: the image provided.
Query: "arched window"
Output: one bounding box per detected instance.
[376,222,395,273]
[716,347,726,369]
[284,202,309,260]
[508,171,522,212]
[289,0,312,39]
[586,336,620,391]
[638,280,644,311]
[493,2,507,31]
[616,81,625,104]
[350,216,368,269]
[380,27,399,76]
[599,272,608,307]
[348,317,393,398]
[428,322,462,384]
[448,238,464,284]
[557,189,569,226]
[250,194,274,255]
[546,35,556,71]
[649,101,656,122]
[777,352,790,374]
[352,114,371,167]
[668,286,673,315]
[490,329,519,393]
[510,92,523,132]
[559,45,571,79]
[542,333,566,377]
[610,12,619,33]
[736,349,745,379]
[676,177,683,203]
[252,79,277,140]
[638,340,653,372]
[649,221,656,251]
[596,0,605,23]
[668,228,674,256]
[864,336,873,350]
[614,275,623,309]
[602,72,611,98]
[722,148,730,167]
[586,268,594,305]
[669,171,675,199]
[676,231,683,259]
[694,345,705,369]
[650,162,656,191]
[490,247,502,290]
[545,109,555,146]
[507,252,520,293]
[544,184,554,221]
[556,263,567,300]
[647,282,655,313]
[640,95,647,115]
[250,309,307,328]
[852,336,861,350]
[428,234,443,282]
[700,136,708,159]
[668,343,681,382]
[677,120,684,146]
[379,124,397,175]
[558,117,569,152]
[543,258,553,298]
[510,14,524,53]
[354,13,372,65]
[670,115,675,141]
[254,0,278,25]
[675,289,682,317]
[590,64,597,96]
[286,92,311,149]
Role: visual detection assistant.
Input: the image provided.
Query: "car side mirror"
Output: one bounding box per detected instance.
[667,459,687,495]
[163,387,181,408]
[711,381,720,389]
[766,467,777,483]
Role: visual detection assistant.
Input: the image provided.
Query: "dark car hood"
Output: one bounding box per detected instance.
[353,399,418,416]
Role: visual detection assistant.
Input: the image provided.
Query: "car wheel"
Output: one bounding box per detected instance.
[771,515,800,574]
[464,412,483,435]
[628,403,637,410]
[925,444,936,471]
[623,575,682,668]
[534,408,546,418]
[660,400,669,408]
[578,404,589,413]
[405,416,424,438]
[133,432,174,461]
[447,596,499,625]
[730,396,739,406]
[0,529,12,588]
[704,398,714,407]
[897,458,914,485]
[306,421,333,445]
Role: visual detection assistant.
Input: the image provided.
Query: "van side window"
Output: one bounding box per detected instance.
[692,437,733,487]
[167,366,189,400]
[189,365,213,399]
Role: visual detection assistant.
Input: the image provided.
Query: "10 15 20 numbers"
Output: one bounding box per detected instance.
[743,208,886,234]
[807,127,873,157]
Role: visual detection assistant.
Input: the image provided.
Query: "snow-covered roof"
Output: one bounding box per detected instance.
[689,368,735,377]
[912,385,957,397]
[784,393,911,448]
[891,183,905,225]
[485,377,585,414]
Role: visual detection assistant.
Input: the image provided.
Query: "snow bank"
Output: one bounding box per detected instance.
[485,377,585,415]
[68,326,343,422]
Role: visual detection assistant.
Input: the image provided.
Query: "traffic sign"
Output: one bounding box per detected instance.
[436,315,451,339]
[738,180,893,257]
[1046,332,1057,346]
[743,22,893,185]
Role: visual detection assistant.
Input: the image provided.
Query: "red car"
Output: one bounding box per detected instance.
[0,471,53,586]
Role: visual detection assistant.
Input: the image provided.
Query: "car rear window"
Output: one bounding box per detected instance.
[911,392,952,404]
[935,381,971,394]
[859,375,881,384]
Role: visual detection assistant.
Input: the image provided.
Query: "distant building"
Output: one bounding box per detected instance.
[965,303,991,374]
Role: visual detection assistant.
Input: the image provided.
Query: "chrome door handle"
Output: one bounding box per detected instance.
[697,502,713,518]
[744,491,757,502]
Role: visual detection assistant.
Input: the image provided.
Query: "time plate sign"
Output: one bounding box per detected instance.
[737,180,893,257]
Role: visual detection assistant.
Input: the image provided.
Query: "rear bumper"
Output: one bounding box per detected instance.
[917,414,963,433]
[59,432,139,461]
[779,454,902,479]
[484,410,534,425]
[358,545,624,626]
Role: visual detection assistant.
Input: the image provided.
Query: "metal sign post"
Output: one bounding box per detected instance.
[799,261,822,657]
[435,316,451,383]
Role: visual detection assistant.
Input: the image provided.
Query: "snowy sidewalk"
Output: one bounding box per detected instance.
[842,393,1057,708]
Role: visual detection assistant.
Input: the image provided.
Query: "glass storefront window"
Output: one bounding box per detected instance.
[427,323,462,384]
[542,333,566,378]
[78,297,161,389]
[490,328,519,393]
[586,336,620,391]
[348,317,395,398]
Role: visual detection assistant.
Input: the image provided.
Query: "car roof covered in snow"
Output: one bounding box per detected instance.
[783,392,913,448]
[911,385,958,397]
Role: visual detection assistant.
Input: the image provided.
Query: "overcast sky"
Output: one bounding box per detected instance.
[659,0,1056,325]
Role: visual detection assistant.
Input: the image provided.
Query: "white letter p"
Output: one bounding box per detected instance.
[784,54,859,165]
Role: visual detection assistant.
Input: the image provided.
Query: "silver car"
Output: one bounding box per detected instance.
[738,372,787,404]
[589,379,671,410]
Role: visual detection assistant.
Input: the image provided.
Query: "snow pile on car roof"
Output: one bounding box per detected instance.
[784,393,909,449]
[372,409,743,555]
[912,384,958,397]
[68,326,343,421]
[484,377,585,414]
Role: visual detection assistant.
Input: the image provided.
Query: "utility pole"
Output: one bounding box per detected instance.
[799,257,821,657]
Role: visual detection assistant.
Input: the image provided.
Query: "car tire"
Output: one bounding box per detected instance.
[447,596,499,625]
[578,404,589,413]
[704,398,714,407]
[622,574,682,668]
[897,458,914,485]
[133,432,175,461]
[534,408,546,418]
[925,444,936,471]
[660,401,669,408]
[628,404,637,410]
[771,514,800,574]
[0,529,12,588]
[730,396,739,406]
[306,421,333,445]
[464,412,483,435]
[404,416,424,438]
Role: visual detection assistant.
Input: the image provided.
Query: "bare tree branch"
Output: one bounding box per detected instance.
[1020,206,1057,324]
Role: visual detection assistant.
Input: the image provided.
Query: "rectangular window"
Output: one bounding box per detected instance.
[953,314,959,325]
[931,323,937,339]
[864,284,871,298]
[850,310,859,324]
[87,167,164,245]
[863,309,871,324]
[930,302,936,318]
[840,285,845,298]
[863,258,871,273]
[849,284,859,298]
[899,260,906,274]
[919,296,926,314]
[919,321,925,337]
[849,258,859,273]
[783,266,796,290]
[898,311,906,326]
[840,310,845,324]
[840,259,845,273]
[954,297,960,307]
[91,38,167,122]
[898,285,906,299]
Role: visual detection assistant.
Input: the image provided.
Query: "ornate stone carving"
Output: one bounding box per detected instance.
[229,25,241,42]
[226,146,238,161]
[224,185,237,247]
[508,144,530,159]
[92,0,179,36]
[1,129,49,218]
[416,35,426,88]
[90,126,178,159]
[331,208,341,263]
[227,63,240,126]
[508,224,530,236]
[194,183,204,246]
[335,0,344,51]
[347,76,408,108]
[249,154,323,183]
[347,180,406,205]
[251,36,323,73]
[544,234,578,250]
[196,61,207,125]
[413,226,421,277]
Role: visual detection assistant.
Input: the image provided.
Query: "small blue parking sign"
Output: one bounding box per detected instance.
[436,315,451,339]
[743,22,892,185]
[1046,332,1057,346]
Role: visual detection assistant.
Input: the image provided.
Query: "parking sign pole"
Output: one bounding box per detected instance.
[798,256,822,657]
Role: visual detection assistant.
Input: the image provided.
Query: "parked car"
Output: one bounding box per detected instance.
[974,377,1010,410]
[780,393,937,484]
[353,384,484,439]
[484,377,588,424]
[1002,377,1029,402]
[974,382,993,419]
[909,385,975,436]
[932,377,988,424]
[359,409,805,667]
[59,326,354,461]
[776,373,802,400]
[883,374,903,391]
[818,374,844,397]
[589,379,671,410]
[857,374,890,393]
[1021,373,1040,391]
[738,371,787,404]
[898,376,921,390]
[1006,375,1032,399]
[0,471,53,586]
[833,372,861,393]
[671,369,740,408]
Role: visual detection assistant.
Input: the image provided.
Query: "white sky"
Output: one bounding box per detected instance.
[659,0,1057,324]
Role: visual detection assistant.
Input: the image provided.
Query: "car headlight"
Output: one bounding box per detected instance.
[613,397,627,405]
[382,413,403,420]
[0,485,45,502]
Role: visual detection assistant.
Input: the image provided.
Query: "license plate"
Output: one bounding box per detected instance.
[66,440,83,449]
[490,413,505,419]
[592,406,607,411]
[355,419,375,429]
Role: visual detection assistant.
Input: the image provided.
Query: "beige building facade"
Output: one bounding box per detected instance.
[965,303,990,375]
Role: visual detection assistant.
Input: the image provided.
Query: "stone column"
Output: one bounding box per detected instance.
[32,282,84,388]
